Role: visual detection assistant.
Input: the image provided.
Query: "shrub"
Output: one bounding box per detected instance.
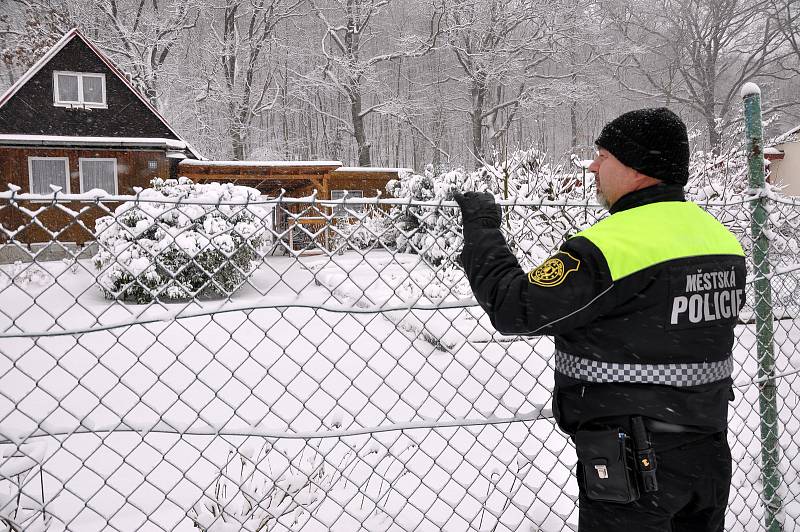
[382,154,596,271]
[331,208,396,253]
[384,164,469,268]
[93,177,271,303]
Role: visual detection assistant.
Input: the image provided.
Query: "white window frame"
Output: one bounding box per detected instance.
[331,189,364,216]
[53,71,107,109]
[28,157,70,196]
[79,157,118,195]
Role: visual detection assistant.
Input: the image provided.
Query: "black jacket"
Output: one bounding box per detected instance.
[460,185,746,434]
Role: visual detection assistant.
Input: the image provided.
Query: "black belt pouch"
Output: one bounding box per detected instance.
[575,428,640,503]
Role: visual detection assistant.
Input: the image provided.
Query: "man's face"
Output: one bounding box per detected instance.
[588,148,638,209]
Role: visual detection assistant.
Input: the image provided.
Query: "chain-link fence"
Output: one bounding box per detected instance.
[0,187,798,532]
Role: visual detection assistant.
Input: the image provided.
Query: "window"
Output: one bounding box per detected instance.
[53,71,106,108]
[148,160,158,170]
[331,189,364,216]
[79,158,117,194]
[28,157,70,194]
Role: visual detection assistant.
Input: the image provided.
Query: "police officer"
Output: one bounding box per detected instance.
[455,108,744,531]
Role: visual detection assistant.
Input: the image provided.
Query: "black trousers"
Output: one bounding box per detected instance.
[577,432,732,532]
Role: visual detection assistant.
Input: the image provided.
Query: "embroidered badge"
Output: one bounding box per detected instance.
[528,252,580,287]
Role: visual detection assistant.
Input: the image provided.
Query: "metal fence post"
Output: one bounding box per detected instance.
[742,82,783,532]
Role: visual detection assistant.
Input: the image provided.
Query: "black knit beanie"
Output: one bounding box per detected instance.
[595,107,690,186]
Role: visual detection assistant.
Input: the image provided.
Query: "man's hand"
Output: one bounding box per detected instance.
[453,191,502,229]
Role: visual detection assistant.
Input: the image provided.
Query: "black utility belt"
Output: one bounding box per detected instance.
[575,416,658,503]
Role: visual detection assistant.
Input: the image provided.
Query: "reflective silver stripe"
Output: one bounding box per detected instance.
[555,350,733,387]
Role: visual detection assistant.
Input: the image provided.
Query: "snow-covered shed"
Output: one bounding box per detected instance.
[766,125,800,195]
[0,28,201,246]
[177,160,411,247]
[177,160,410,199]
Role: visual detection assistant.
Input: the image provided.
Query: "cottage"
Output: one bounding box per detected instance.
[766,125,800,195]
[0,27,411,254]
[0,28,200,247]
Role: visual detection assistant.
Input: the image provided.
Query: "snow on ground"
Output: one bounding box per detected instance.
[0,251,798,531]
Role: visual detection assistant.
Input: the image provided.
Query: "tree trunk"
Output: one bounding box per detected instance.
[144,83,159,110]
[283,102,290,159]
[231,125,246,160]
[570,100,579,151]
[707,113,720,155]
[231,129,246,160]
[284,59,291,159]
[229,97,246,160]
[307,112,317,160]
[4,63,15,87]
[351,94,371,166]
[394,119,402,168]
[704,90,719,154]
[471,79,486,168]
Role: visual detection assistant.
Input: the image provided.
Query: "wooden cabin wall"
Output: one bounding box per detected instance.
[0,147,170,245]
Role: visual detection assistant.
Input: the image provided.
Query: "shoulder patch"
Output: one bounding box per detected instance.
[528,252,581,287]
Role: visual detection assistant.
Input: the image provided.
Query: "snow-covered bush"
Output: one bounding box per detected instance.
[331,209,396,252]
[482,149,599,269]
[685,123,750,204]
[384,164,470,267]
[383,152,598,273]
[383,134,797,298]
[93,177,271,303]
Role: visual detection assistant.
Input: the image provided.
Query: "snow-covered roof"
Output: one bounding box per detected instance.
[773,124,800,145]
[179,160,342,167]
[0,28,203,160]
[0,134,189,150]
[334,166,413,173]
[764,147,784,155]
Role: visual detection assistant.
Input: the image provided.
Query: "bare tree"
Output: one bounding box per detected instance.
[78,0,201,109]
[5,0,800,167]
[445,0,566,167]
[0,0,71,87]
[563,3,616,153]
[203,0,304,160]
[302,0,443,166]
[772,0,800,69]
[604,0,794,151]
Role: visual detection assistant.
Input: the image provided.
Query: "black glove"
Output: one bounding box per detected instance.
[453,191,502,229]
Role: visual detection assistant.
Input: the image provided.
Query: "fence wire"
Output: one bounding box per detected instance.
[0,190,798,532]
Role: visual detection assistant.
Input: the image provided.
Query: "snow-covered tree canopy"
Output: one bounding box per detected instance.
[93,177,272,303]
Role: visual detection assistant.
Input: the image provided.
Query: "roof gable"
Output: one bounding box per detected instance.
[0,29,200,157]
